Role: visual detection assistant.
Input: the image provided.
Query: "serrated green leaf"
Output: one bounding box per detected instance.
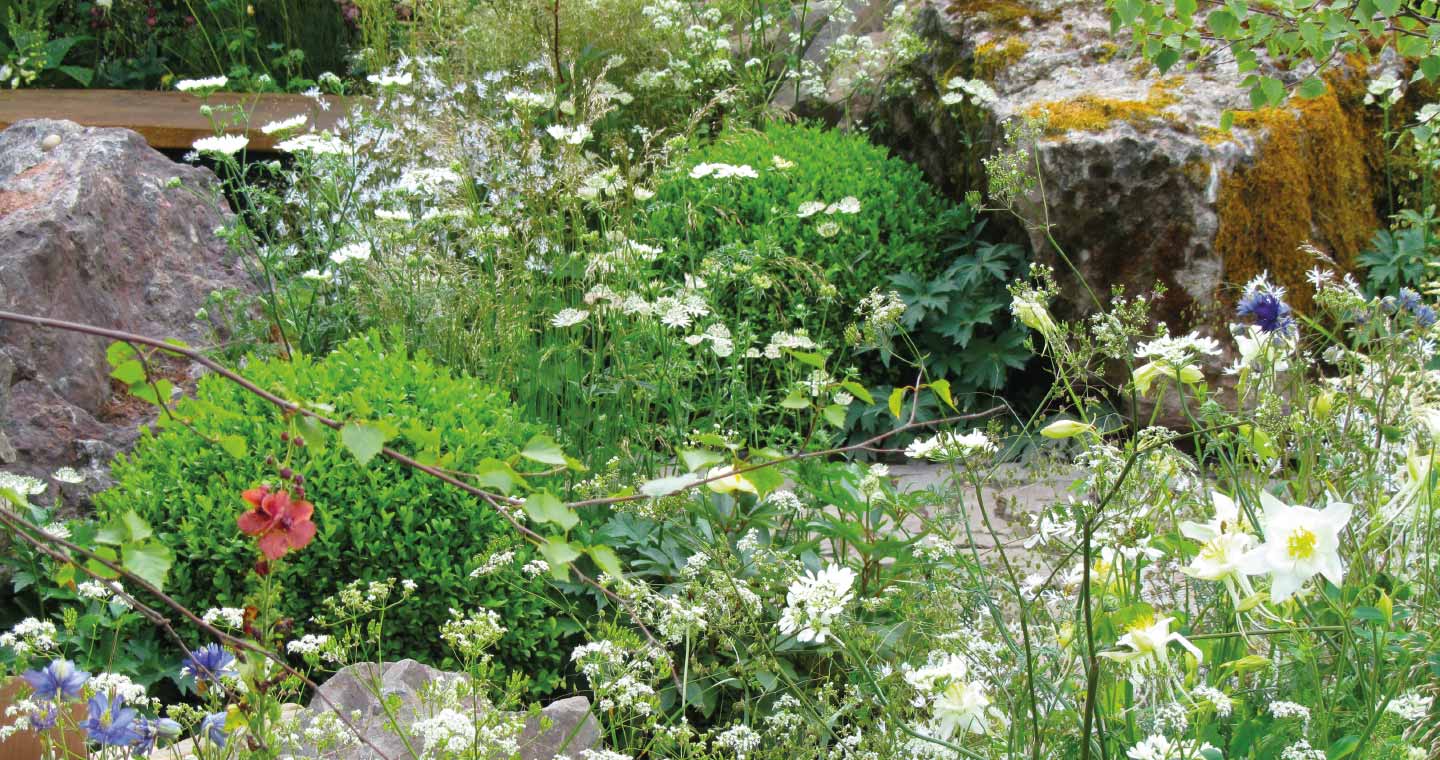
[785,349,828,369]
[218,435,247,459]
[106,342,136,367]
[822,404,847,427]
[523,490,578,531]
[586,545,622,577]
[928,379,956,411]
[111,360,146,385]
[679,448,725,473]
[474,458,523,495]
[340,422,388,466]
[888,387,906,419]
[1295,77,1327,99]
[520,434,568,466]
[539,537,581,581]
[780,389,810,410]
[840,381,874,405]
[123,541,173,589]
[295,416,329,452]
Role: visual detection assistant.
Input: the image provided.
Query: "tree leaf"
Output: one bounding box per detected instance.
[340,423,388,466]
[822,404,847,428]
[539,537,582,581]
[123,541,173,589]
[586,545,622,577]
[888,387,907,419]
[1295,77,1327,99]
[641,475,692,498]
[520,434,568,466]
[523,490,578,531]
[218,435,247,459]
[840,381,874,405]
[679,448,725,473]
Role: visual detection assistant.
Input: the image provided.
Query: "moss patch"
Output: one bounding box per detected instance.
[973,37,1029,79]
[1213,71,1379,313]
[949,0,1057,29]
[1025,82,1181,134]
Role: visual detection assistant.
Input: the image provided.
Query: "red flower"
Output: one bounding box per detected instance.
[237,486,317,560]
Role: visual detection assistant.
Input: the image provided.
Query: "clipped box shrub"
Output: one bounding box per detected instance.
[94,335,574,694]
[642,122,971,330]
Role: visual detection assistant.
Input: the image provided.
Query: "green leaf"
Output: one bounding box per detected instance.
[840,381,874,405]
[780,389,810,410]
[785,349,827,369]
[538,537,581,581]
[106,342,136,367]
[295,416,329,452]
[928,379,956,411]
[744,464,786,498]
[640,475,692,498]
[523,490,578,531]
[340,422,388,466]
[822,404,847,428]
[586,545,622,577]
[123,541,173,589]
[679,448,725,473]
[1155,48,1181,74]
[111,360,146,385]
[218,435,247,459]
[1327,736,1361,759]
[1259,76,1286,106]
[1295,77,1327,99]
[474,458,523,495]
[1420,55,1440,81]
[1373,0,1400,16]
[98,510,152,545]
[1219,109,1235,132]
[1206,8,1238,35]
[58,65,92,87]
[888,387,907,419]
[520,434,567,466]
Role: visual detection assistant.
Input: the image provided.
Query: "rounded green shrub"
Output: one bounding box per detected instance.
[95,334,573,694]
[642,122,972,335]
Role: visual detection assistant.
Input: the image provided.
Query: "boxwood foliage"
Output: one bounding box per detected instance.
[642,123,972,335]
[95,334,574,694]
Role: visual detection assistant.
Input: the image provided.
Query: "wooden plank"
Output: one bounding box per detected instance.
[0,89,357,151]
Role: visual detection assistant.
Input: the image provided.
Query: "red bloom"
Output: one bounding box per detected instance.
[237,486,317,560]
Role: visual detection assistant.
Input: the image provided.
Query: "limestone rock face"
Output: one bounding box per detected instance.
[0,118,249,502]
[302,660,602,760]
[801,0,1383,329]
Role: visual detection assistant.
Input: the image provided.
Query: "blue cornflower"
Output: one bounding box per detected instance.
[200,711,229,747]
[82,693,142,747]
[1414,304,1437,328]
[182,644,238,683]
[22,659,90,701]
[1397,288,1423,312]
[1237,289,1295,334]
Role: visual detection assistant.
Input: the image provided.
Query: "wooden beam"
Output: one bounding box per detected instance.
[0,89,357,151]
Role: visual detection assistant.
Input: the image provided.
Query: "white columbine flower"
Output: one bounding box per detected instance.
[192,134,249,156]
[1239,492,1351,602]
[706,466,756,495]
[1098,616,1202,672]
[777,564,856,644]
[1180,492,1258,603]
[1011,292,1058,340]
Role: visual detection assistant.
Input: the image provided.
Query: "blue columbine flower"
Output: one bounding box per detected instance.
[22,659,90,701]
[200,711,229,747]
[1237,288,1295,334]
[182,644,238,683]
[82,693,141,747]
[28,707,59,731]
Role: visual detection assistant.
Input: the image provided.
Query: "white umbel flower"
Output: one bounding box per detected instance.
[777,564,856,644]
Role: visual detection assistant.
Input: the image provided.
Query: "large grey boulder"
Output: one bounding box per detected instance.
[302,660,601,760]
[797,0,1385,331]
[0,118,250,503]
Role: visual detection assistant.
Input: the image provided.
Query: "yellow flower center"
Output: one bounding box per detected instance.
[1287,527,1318,560]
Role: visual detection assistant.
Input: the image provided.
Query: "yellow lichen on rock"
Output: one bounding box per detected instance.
[1214,74,1379,313]
[1025,82,1181,134]
[974,38,1029,79]
[949,0,1057,29]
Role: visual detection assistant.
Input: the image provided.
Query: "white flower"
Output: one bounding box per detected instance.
[51,467,85,484]
[777,564,856,644]
[771,155,795,169]
[367,71,413,87]
[258,114,307,134]
[1385,691,1433,722]
[0,472,46,496]
[815,221,841,238]
[175,76,228,92]
[689,162,757,179]
[1011,292,1058,339]
[827,196,861,214]
[275,132,349,155]
[797,201,827,218]
[1238,492,1351,602]
[551,308,590,328]
[328,241,372,265]
[904,431,996,461]
[192,134,249,156]
[1126,735,1177,760]
[706,466,756,495]
[202,607,246,629]
[1098,616,1202,672]
[546,124,592,144]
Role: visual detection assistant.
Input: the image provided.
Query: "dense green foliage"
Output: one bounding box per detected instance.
[94,335,576,694]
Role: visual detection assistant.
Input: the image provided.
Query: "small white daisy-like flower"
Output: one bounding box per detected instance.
[551,308,590,328]
[192,134,249,156]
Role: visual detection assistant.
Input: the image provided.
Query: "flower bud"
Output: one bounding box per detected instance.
[1041,419,1094,439]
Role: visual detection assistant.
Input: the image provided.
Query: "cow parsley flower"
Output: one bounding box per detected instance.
[192,134,249,156]
[777,564,856,644]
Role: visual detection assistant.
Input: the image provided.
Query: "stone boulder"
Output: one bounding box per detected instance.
[300,660,601,760]
[797,0,1387,331]
[0,118,251,503]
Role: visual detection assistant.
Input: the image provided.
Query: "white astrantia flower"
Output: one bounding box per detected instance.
[175,76,228,92]
[689,162,757,179]
[777,564,856,644]
[771,154,795,169]
[258,114,307,134]
[904,431,996,461]
[550,308,590,328]
[1098,616,1202,672]
[192,134,249,156]
[51,467,85,484]
[828,195,861,214]
[1239,492,1352,602]
[0,471,46,495]
[797,201,827,218]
